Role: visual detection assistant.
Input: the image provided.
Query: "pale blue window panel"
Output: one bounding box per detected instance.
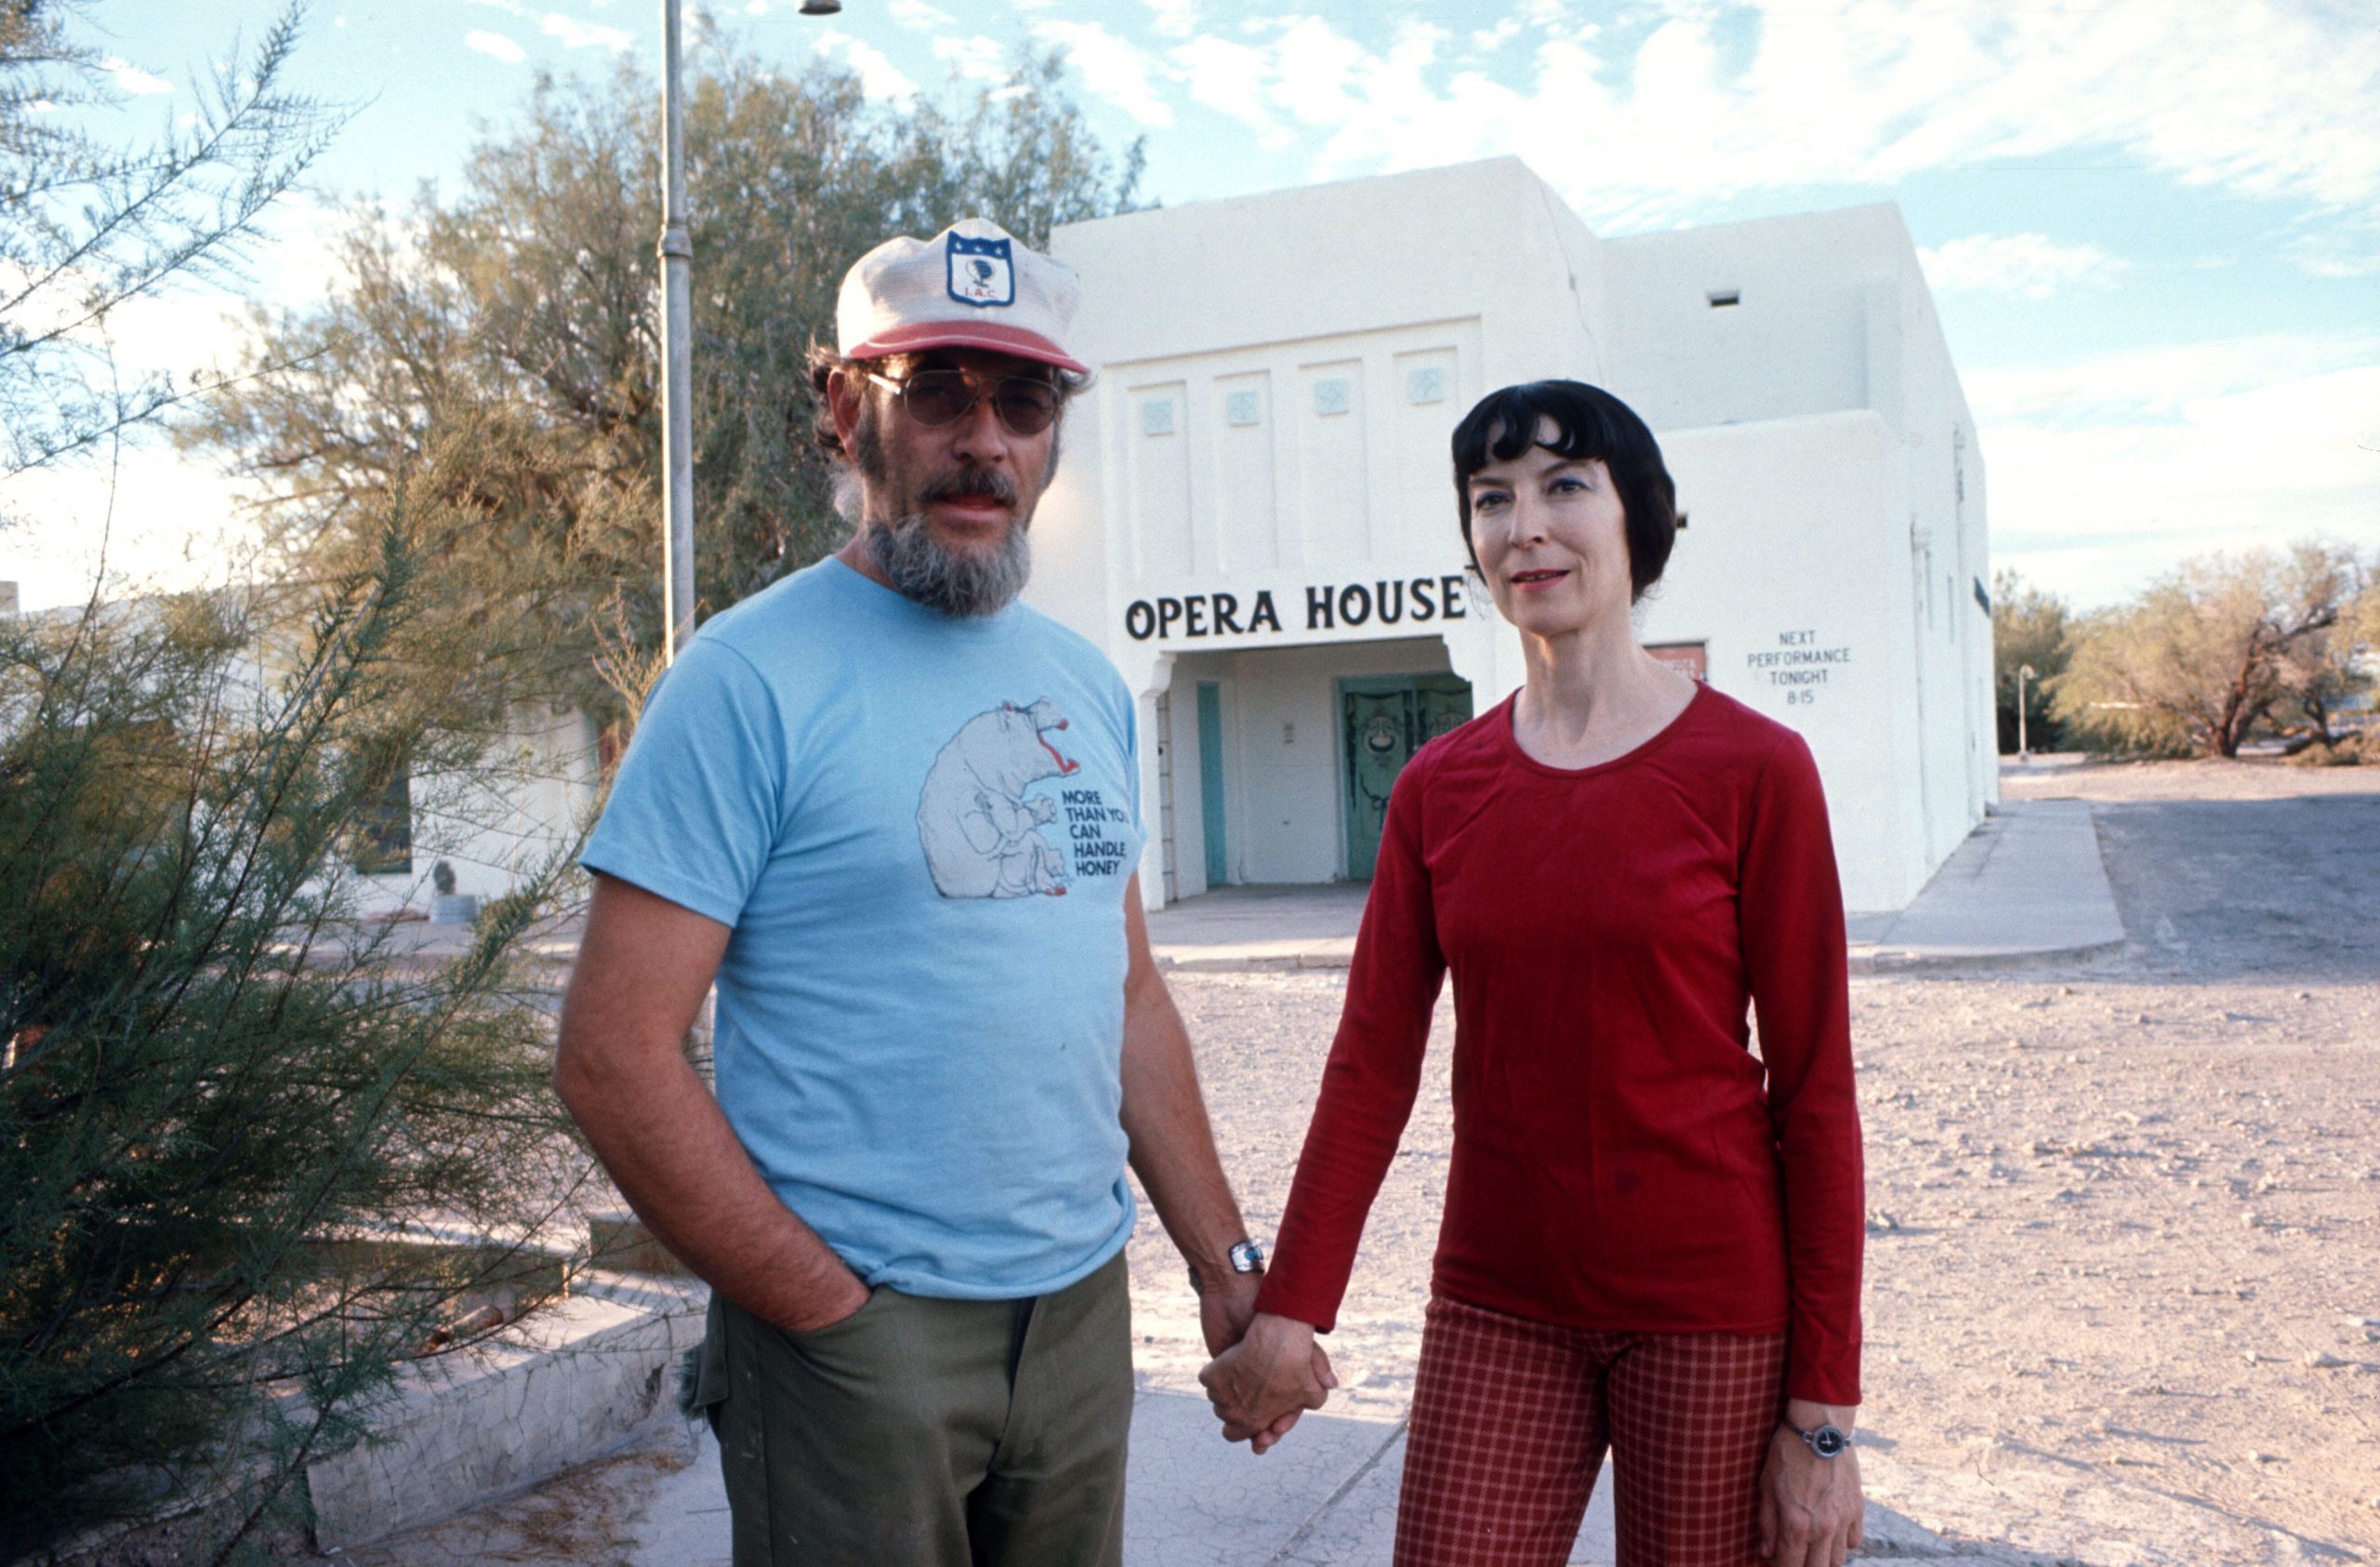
[1223,390,1262,427]
[1407,366,1445,405]
[1313,378,1352,417]
[1141,397,1177,436]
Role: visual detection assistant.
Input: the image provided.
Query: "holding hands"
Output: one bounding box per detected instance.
[1198,1309,1338,1454]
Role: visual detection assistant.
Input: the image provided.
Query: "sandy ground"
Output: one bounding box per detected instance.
[333,756,2380,1565]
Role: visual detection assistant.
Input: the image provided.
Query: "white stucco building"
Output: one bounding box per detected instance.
[1024,156,1993,915]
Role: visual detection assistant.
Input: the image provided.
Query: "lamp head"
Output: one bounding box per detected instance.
[800,0,842,13]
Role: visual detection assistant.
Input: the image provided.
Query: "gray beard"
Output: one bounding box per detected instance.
[866,511,1031,618]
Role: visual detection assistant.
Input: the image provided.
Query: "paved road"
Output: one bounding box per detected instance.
[2092,792,2380,982]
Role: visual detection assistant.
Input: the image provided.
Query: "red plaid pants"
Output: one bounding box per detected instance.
[1394,1295,1789,1567]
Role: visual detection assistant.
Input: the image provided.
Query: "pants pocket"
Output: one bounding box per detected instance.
[682,1292,732,1432]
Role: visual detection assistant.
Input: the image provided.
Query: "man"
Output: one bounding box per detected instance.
[553,218,1329,1566]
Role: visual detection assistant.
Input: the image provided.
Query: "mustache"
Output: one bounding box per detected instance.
[919,468,1019,507]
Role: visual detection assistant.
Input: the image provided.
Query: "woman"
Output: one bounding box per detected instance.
[1201,380,1866,1567]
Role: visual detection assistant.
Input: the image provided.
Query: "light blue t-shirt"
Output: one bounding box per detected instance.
[583,557,1146,1298]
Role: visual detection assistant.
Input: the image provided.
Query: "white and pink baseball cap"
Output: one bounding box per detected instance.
[836,217,1088,374]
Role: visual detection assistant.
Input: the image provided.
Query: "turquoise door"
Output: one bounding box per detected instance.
[1197,681,1227,888]
[1340,675,1472,879]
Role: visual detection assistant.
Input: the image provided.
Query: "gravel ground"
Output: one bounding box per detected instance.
[1123,757,2380,1565]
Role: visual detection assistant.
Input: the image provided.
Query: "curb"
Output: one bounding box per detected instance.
[1154,950,1353,973]
[306,1271,706,1550]
[1847,936,2130,975]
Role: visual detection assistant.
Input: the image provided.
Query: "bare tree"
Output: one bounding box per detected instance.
[2053,540,2373,757]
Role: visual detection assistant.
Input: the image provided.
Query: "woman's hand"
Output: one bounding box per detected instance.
[1197,1310,1338,1454]
[1757,1401,1864,1567]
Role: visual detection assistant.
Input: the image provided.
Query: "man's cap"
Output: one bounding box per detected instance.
[836,217,1088,375]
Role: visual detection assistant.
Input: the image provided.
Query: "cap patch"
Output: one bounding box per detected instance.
[946,232,1015,310]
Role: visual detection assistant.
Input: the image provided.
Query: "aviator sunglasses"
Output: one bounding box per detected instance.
[864,367,1062,436]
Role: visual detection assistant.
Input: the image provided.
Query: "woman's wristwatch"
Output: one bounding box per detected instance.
[1186,1238,1264,1294]
[1786,1417,1852,1459]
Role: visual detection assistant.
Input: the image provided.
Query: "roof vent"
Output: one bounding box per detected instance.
[1707,290,1740,308]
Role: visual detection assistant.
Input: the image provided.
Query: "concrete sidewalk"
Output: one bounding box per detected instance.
[1153,797,2129,976]
[600,1388,1967,1565]
[1145,882,1369,971]
[1843,799,2126,971]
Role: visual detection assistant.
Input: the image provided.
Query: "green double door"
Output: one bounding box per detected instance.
[1341,674,1473,880]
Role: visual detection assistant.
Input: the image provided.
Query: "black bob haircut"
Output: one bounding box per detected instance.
[1449,379,1679,604]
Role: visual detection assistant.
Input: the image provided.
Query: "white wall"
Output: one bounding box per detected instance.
[1609,200,1992,910]
[1041,155,1609,698]
[363,705,602,909]
[1645,413,1917,912]
[1599,206,1908,431]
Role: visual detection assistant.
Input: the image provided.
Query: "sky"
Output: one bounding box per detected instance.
[7,0,2377,616]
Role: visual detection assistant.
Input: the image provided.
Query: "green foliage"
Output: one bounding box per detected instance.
[1990,568,2070,753]
[192,44,1144,732]
[2051,540,2375,758]
[0,0,343,478]
[0,513,590,1561]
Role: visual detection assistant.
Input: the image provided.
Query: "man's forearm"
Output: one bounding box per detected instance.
[559,1036,864,1332]
[1117,964,1249,1284]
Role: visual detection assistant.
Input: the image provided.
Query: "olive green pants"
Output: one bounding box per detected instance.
[689,1251,1132,1566]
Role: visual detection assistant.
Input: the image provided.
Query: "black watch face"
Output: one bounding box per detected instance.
[1808,1424,1850,1458]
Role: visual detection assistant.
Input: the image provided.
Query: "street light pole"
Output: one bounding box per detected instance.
[659,0,694,662]
[2017,663,2036,762]
[656,0,836,661]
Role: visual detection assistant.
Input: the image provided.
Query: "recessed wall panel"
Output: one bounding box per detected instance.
[1393,347,1461,560]
[1212,370,1276,573]
[1128,381,1193,578]
[1297,359,1368,560]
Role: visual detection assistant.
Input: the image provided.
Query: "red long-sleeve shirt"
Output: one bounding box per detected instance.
[1255,684,1865,1404]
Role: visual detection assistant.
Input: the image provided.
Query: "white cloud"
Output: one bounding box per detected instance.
[1126,0,2380,230]
[1169,35,1284,142]
[889,0,955,31]
[812,32,918,101]
[931,34,1007,85]
[541,13,631,51]
[1143,0,1201,40]
[100,57,173,95]
[1918,233,2127,300]
[1977,341,2380,607]
[1965,334,2380,425]
[1470,18,1523,51]
[464,29,527,65]
[1034,20,1173,128]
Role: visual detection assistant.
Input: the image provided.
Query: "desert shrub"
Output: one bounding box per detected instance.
[0,519,589,1563]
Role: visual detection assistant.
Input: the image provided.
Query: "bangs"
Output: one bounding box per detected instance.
[1450,381,1631,485]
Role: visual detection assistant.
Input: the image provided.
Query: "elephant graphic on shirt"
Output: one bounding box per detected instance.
[917,698,1080,898]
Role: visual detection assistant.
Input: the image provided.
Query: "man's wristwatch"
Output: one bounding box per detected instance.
[1187,1238,1264,1295]
[1786,1418,1852,1459]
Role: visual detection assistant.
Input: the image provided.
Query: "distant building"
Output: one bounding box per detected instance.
[1025,157,1994,914]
